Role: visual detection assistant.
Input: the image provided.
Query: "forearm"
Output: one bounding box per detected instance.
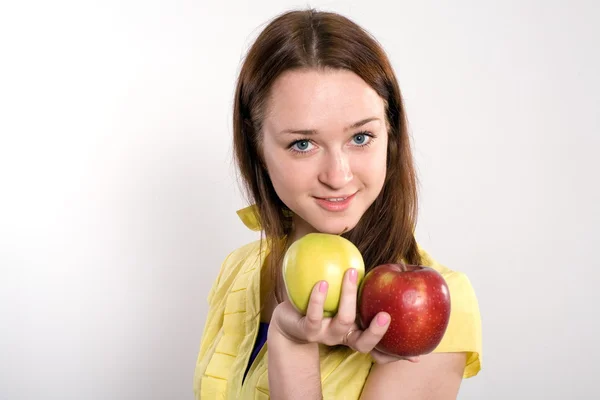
[267,329,323,400]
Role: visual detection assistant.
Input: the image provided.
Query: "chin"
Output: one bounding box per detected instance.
[310,217,359,235]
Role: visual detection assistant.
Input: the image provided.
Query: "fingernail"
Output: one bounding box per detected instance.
[319,281,328,293]
[349,268,357,284]
[376,314,389,326]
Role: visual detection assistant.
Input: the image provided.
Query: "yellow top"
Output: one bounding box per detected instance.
[193,205,482,399]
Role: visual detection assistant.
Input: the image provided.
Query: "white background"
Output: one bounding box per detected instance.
[1,0,599,399]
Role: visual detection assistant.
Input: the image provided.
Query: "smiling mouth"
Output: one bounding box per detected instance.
[319,197,347,202]
[313,192,357,212]
[314,193,356,202]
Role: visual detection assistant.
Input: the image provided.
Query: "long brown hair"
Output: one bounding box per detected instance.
[233,9,422,286]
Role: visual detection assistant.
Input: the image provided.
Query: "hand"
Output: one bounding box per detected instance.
[269,268,420,364]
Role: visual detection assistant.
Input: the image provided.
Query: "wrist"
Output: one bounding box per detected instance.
[267,324,322,399]
[268,322,318,349]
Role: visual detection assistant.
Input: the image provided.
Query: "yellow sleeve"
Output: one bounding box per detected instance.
[206,251,234,304]
[434,271,482,378]
[194,251,235,397]
[418,246,483,378]
[197,251,237,362]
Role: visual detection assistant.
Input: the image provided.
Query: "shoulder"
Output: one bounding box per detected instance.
[358,245,483,399]
[416,244,479,305]
[416,244,480,321]
[206,239,264,304]
[416,244,483,378]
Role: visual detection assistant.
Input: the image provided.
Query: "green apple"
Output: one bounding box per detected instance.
[282,233,365,317]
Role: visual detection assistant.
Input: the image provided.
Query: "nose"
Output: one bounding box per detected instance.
[318,150,353,189]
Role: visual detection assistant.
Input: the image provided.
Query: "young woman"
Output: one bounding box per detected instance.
[194,9,482,399]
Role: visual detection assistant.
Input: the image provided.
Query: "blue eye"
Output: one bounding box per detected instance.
[352,132,373,146]
[353,134,367,145]
[289,139,314,153]
[295,140,310,150]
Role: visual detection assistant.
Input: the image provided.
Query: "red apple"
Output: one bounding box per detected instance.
[357,263,451,357]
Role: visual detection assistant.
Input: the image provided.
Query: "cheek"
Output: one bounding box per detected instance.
[264,153,310,197]
[355,146,387,184]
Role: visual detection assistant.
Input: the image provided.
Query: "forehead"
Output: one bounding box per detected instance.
[263,69,385,132]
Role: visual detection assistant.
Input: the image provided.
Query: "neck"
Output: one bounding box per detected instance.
[272,215,311,304]
[289,214,316,242]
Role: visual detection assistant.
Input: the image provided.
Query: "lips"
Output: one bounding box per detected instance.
[314,192,357,212]
[317,196,352,202]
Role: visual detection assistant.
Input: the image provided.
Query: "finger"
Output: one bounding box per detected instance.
[342,323,361,347]
[332,268,359,333]
[269,301,307,343]
[303,280,328,335]
[351,312,390,354]
[370,349,402,364]
[370,348,421,364]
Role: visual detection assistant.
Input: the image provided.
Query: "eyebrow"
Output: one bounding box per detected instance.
[279,117,380,135]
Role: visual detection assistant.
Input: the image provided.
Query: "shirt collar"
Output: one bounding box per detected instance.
[236,204,262,231]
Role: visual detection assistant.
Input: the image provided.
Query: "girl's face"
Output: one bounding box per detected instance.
[261,68,389,238]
